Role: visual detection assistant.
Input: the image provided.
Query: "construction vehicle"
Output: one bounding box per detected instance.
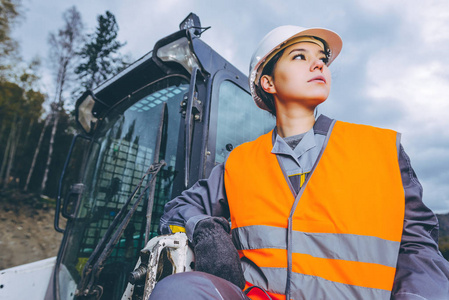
[0,13,275,299]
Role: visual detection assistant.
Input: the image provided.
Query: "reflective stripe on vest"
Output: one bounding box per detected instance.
[242,263,391,300]
[233,225,399,268]
[225,121,405,299]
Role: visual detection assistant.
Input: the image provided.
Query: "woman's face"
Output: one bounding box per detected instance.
[263,41,332,110]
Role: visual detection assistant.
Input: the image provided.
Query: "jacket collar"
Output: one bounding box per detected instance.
[271,114,334,144]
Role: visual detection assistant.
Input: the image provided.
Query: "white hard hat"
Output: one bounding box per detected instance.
[249,25,343,111]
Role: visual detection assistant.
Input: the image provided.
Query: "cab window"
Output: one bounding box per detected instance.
[214,80,275,164]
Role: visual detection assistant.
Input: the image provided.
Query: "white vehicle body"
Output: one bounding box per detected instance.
[0,257,56,299]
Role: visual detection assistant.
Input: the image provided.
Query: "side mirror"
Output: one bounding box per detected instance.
[76,90,100,135]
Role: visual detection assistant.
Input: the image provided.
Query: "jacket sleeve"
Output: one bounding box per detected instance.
[391,145,449,300]
[158,162,229,242]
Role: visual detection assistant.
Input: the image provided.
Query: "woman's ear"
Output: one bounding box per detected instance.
[260,75,276,94]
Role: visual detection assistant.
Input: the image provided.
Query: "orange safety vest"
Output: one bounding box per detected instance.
[225,120,405,300]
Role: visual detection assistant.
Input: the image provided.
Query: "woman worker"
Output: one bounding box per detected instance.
[149,25,449,299]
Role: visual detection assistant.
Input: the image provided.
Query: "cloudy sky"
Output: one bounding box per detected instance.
[13,0,449,213]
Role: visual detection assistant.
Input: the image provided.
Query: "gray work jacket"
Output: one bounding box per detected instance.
[160,115,449,300]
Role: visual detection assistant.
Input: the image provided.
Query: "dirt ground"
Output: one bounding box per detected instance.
[0,199,63,270]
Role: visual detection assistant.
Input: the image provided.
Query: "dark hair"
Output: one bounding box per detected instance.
[256,49,285,116]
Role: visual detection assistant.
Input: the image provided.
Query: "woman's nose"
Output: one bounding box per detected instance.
[311,59,324,71]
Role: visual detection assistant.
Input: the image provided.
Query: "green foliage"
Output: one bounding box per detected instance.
[437,213,449,260]
[75,11,126,90]
[0,79,45,187]
[0,79,43,122]
[0,0,21,78]
[0,0,20,43]
[16,57,41,91]
[0,81,23,118]
[439,236,449,261]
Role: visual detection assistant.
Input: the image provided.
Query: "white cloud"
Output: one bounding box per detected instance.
[419,3,449,44]
[360,0,449,138]
[356,0,399,14]
[367,56,449,133]
[393,1,449,44]
[422,182,449,214]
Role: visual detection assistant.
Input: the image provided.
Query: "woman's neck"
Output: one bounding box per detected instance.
[275,105,316,138]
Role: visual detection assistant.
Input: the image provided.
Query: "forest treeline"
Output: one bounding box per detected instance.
[0,1,129,197]
[437,214,449,260]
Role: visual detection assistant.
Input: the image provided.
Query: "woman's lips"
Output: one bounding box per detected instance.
[308,75,326,83]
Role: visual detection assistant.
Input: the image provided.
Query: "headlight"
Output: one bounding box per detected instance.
[156,37,201,74]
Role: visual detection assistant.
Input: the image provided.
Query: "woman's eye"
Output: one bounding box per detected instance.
[293,54,306,60]
[320,57,329,64]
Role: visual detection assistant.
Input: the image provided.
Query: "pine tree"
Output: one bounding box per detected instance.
[75,11,126,90]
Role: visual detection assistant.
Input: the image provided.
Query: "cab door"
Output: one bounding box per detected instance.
[206,71,275,175]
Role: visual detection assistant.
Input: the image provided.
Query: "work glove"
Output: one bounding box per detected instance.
[193,217,246,289]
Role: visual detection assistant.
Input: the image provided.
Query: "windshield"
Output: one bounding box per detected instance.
[58,77,188,300]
